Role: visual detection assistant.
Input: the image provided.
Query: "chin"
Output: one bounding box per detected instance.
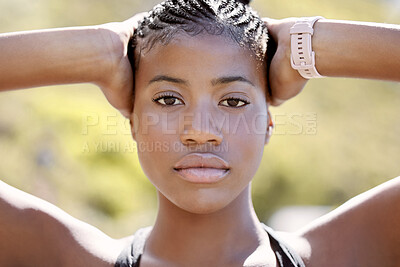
[167,188,237,215]
[177,202,229,215]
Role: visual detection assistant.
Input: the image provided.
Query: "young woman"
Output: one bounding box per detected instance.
[0,0,399,266]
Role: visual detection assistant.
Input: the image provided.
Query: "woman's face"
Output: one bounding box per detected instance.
[131,33,273,214]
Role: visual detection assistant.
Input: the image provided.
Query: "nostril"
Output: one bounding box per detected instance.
[209,139,218,145]
[184,139,219,146]
[180,130,223,146]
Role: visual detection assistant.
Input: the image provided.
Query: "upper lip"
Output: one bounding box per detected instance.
[174,153,230,170]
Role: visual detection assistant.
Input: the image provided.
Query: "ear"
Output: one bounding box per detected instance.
[265,109,274,145]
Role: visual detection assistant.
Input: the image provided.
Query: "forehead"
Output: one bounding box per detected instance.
[134,33,267,90]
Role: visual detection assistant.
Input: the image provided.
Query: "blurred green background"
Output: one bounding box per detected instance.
[0,0,399,238]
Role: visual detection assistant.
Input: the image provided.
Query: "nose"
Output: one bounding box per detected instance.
[180,111,223,146]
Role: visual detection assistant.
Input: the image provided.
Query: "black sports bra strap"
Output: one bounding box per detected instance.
[115,226,152,267]
[261,223,306,267]
[115,224,306,267]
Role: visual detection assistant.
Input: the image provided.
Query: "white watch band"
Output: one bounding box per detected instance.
[290,16,325,79]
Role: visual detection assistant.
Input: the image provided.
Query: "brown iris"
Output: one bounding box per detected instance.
[227,99,239,107]
[164,97,177,105]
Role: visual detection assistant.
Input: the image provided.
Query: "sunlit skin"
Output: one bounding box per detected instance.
[1,10,400,266]
[130,34,275,266]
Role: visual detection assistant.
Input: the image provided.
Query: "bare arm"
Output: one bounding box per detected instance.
[264,18,400,105]
[0,14,146,266]
[0,27,108,90]
[295,176,400,267]
[0,13,146,116]
[265,18,400,265]
[0,179,128,266]
[314,19,400,81]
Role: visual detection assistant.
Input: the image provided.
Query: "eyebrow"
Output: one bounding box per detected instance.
[211,76,254,87]
[148,75,188,86]
[147,75,254,87]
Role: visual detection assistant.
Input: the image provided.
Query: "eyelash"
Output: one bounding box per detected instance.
[220,97,250,108]
[152,93,184,107]
[152,93,250,108]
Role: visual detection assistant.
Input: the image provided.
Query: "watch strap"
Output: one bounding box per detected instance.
[290,16,325,79]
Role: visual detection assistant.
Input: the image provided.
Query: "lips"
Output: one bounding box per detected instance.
[173,153,230,184]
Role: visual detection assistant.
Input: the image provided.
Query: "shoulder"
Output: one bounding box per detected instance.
[0,180,127,266]
[283,176,400,267]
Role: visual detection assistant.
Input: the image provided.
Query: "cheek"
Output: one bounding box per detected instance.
[224,112,266,179]
[134,112,181,187]
[224,108,267,150]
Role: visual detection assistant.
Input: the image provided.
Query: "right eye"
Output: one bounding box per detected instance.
[152,94,184,106]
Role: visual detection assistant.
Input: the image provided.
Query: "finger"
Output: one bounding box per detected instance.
[102,76,134,119]
[114,83,134,119]
[108,95,133,119]
[262,17,279,26]
[262,18,279,38]
[123,12,149,29]
[120,109,132,119]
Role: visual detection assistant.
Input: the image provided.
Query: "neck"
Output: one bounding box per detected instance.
[144,184,276,266]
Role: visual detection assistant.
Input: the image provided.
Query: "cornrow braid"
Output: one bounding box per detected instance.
[129,0,267,69]
[237,0,252,5]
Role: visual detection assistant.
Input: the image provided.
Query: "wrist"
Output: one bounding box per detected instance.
[289,16,325,79]
[87,26,122,88]
[309,19,330,77]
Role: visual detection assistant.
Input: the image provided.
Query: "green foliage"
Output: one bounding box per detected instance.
[0,0,399,237]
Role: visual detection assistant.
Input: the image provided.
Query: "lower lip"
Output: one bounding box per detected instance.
[174,168,230,184]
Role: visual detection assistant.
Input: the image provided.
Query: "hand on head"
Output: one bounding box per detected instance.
[263,18,309,106]
[95,12,147,118]
[98,3,308,117]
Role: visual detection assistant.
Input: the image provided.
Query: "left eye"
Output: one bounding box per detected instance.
[154,96,183,106]
[219,98,249,108]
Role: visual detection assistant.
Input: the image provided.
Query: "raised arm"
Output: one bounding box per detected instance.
[0,13,145,117]
[0,14,145,266]
[314,20,400,81]
[264,18,400,105]
[0,26,109,91]
[264,17,400,266]
[0,180,127,266]
[297,176,400,267]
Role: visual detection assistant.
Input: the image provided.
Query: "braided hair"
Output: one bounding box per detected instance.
[129,0,268,69]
